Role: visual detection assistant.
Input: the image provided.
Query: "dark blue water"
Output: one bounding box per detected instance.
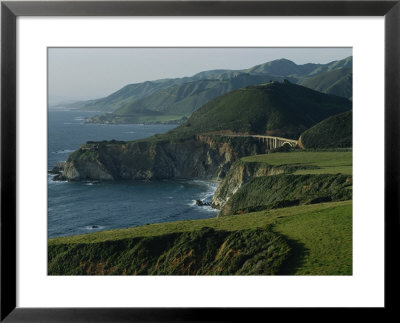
[48,109,218,238]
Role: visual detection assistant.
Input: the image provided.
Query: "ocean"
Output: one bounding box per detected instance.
[48,109,218,238]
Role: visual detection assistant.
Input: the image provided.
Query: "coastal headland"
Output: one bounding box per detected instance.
[49,81,353,275]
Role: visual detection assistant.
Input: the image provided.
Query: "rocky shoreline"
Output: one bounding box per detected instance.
[48,135,276,214]
[49,135,270,182]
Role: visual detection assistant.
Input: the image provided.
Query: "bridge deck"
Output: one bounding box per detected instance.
[218,134,298,145]
[251,135,298,144]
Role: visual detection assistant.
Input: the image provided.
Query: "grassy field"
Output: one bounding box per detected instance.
[275,201,352,275]
[49,201,352,275]
[49,201,349,245]
[241,151,352,175]
[50,150,353,275]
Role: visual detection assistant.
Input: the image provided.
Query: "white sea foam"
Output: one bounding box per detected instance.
[186,180,219,213]
[48,179,68,184]
[48,174,67,184]
[84,181,99,186]
[188,200,197,207]
[84,225,105,231]
[53,149,75,154]
[192,180,219,202]
[202,205,219,213]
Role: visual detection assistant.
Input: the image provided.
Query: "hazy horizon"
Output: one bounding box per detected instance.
[49,47,352,105]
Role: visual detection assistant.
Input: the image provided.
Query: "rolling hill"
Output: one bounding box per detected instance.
[67,56,353,123]
[164,81,352,140]
[298,67,352,99]
[66,78,191,112]
[86,74,295,124]
[298,110,353,149]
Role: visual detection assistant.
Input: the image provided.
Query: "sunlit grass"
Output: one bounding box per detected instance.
[49,200,352,275]
[49,200,351,244]
[241,151,352,175]
[274,201,352,275]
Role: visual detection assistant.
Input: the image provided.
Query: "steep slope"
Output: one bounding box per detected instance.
[48,201,352,275]
[87,74,293,124]
[212,151,352,211]
[298,67,352,99]
[55,136,270,181]
[66,78,190,112]
[245,56,352,78]
[55,82,351,182]
[298,110,352,149]
[48,226,290,275]
[166,81,352,140]
[67,56,352,115]
[219,174,352,216]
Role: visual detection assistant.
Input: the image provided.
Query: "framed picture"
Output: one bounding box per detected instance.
[1,0,398,321]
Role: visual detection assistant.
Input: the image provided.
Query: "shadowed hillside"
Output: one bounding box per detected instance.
[48,226,290,275]
[68,57,353,124]
[86,74,293,124]
[299,110,352,149]
[164,81,352,140]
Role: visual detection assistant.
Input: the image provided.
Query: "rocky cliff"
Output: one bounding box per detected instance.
[211,160,288,209]
[218,174,352,216]
[48,226,291,275]
[56,136,270,182]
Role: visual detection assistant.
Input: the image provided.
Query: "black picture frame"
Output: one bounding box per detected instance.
[1,0,399,321]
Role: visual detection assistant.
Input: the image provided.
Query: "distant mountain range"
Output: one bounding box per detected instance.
[298,67,352,100]
[67,56,352,124]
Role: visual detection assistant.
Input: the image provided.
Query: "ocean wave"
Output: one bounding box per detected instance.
[188,200,197,207]
[201,205,219,213]
[182,179,219,208]
[187,199,218,212]
[48,174,68,184]
[196,181,218,202]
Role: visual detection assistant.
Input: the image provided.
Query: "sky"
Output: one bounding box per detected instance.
[48,47,352,104]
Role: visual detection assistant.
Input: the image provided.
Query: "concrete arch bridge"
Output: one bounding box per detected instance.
[220,134,298,149]
[252,135,298,149]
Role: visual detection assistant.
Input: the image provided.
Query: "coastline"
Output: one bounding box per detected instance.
[48,176,220,239]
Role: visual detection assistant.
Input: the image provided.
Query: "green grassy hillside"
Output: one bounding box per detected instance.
[111,74,290,117]
[66,79,188,112]
[220,173,352,216]
[48,226,290,275]
[67,56,352,117]
[245,56,352,78]
[50,149,353,276]
[242,151,352,175]
[217,151,352,216]
[164,81,351,140]
[298,67,352,99]
[299,110,352,149]
[274,201,352,275]
[48,201,352,275]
